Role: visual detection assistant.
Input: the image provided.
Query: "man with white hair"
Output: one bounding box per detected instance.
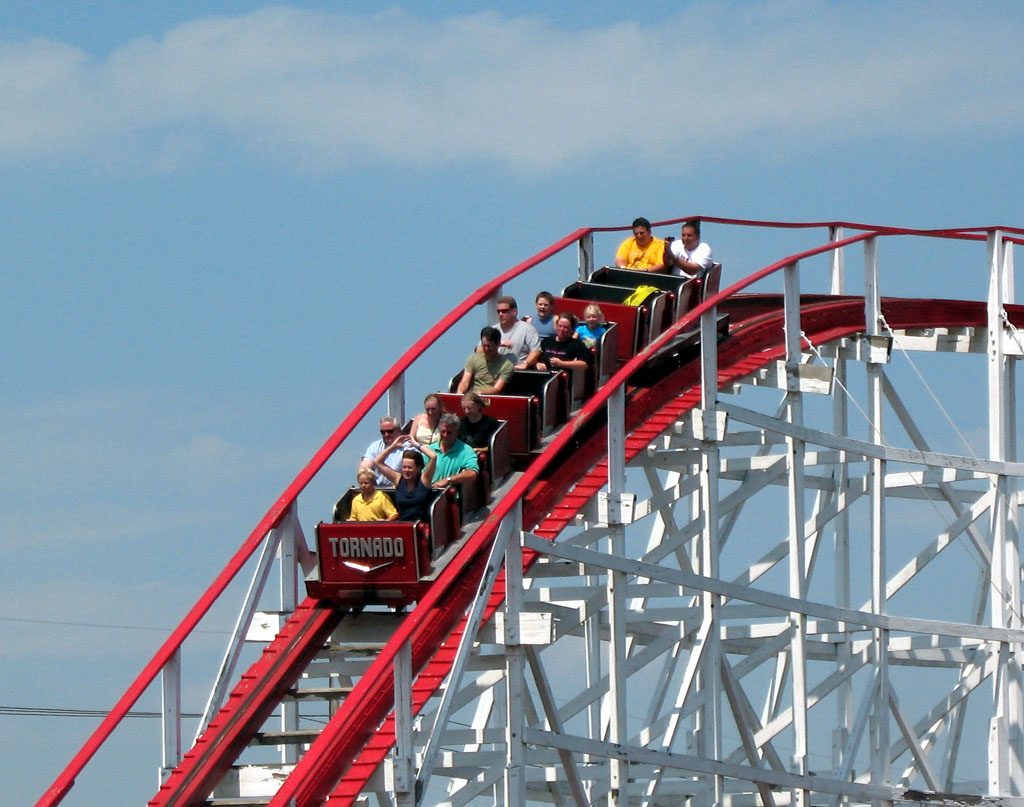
[358,414,409,486]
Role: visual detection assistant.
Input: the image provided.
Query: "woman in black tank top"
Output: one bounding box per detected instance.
[373,436,437,522]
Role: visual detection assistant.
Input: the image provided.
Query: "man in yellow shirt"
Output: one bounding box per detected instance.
[614,217,668,272]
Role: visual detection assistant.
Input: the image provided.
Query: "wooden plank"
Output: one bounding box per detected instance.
[523,534,1024,644]
[723,402,1024,477]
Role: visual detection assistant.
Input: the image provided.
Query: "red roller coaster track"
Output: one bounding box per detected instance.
[38,218,1024,807]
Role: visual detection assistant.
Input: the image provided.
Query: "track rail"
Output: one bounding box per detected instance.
[149,598,345,807]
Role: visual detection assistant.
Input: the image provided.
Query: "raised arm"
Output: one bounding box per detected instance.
[667,241,713,276]
[372,435,406,486]
[419,443,437,486]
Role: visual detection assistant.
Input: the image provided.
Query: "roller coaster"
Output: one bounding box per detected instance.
[37,217,1024,807]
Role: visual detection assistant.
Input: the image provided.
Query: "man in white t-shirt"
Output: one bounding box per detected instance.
[492,295,541,369]
[667,219,713,278]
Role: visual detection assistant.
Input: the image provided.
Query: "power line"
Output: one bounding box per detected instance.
[0,615,230,635]
[0,705,203,719]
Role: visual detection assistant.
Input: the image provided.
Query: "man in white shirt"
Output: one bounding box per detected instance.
[667,219,713,278]
[358,415,408,485]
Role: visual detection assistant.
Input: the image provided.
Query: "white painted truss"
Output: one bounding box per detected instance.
[368,233,1024,807]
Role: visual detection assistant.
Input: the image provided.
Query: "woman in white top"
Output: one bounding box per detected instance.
[408,393,443,446]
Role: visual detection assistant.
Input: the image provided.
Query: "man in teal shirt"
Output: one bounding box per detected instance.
[429,413,480,489]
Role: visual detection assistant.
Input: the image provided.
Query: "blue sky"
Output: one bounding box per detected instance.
[3,1,1024,803]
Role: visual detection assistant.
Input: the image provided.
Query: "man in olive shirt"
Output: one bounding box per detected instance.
[457,326,514,394]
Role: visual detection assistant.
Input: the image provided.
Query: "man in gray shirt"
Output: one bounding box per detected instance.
[493,295,541,369]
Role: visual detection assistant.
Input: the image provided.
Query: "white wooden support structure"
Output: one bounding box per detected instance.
[605,384,630,807]
[987,229,1024,796]
[195,517,286,741]
[1004,236,1024,791]
[278,504,301,765]
[1007,234,1024,794]
[697,303,724,807]
[504,503,527,807]
[830,225,846,295]
[416,512,515,800]
[831,227,854,794]
[160,647,182,782]
[579,232,595,281]
[864,236,892,807]
[389,375,407,429]
[391,639,415,807]
[783,260,810,807]
[584,528,603,806]
[485,285,504,325]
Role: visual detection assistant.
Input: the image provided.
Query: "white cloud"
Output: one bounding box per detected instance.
[0,3,1022,173]
[171,433,236,467]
